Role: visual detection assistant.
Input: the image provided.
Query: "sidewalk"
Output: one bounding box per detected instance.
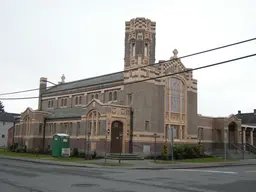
[1,155,256,169]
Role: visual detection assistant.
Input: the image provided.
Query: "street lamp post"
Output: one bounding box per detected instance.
[87,132,91,159]
[154,133,157,162]
[119,132,123,164]
[224,130,227,161]
[104,129,110,163]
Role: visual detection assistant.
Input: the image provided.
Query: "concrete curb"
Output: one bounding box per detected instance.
[0,156,99,168]
[1,156,256,170]
[132,163,256,170]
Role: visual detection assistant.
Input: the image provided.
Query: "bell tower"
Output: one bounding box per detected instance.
[124,17,156,69]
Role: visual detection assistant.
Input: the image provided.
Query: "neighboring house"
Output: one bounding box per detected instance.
[13,17,250,154]
[235,110,256,146]
[0,112,20,147]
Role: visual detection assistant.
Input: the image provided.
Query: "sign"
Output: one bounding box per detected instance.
[143,145,150,154]
[62,148,70,157]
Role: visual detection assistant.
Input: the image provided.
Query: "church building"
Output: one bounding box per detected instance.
[13,17,253,155]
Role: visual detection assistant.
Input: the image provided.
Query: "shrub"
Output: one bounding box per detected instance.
[34,148,40,156]
[73,148,79,157]
[162,143,168,160]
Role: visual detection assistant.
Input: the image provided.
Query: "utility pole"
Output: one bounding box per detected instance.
[104,129,110,163]
[119,132,123,164]
[154,133,157,162]
[224,130,227,161]
[169,125,174,162]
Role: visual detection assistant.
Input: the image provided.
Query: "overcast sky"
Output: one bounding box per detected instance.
[0,0,256,117]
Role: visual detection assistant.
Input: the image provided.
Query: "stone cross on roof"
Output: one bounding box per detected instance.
[59,74,65,84]
[170,49,179,60]
[173,49,178,57]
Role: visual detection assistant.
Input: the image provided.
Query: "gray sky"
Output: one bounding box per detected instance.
[0,0,256,117]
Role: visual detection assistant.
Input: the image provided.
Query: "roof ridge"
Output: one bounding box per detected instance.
[47,71,124,90]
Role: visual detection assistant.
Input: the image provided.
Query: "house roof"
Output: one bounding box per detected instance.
[236,112,256,125]
[0,112,20,122]
[44,72,124,94]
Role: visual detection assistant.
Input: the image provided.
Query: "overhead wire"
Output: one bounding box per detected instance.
[1,52,256,100]
[0,36,256,96]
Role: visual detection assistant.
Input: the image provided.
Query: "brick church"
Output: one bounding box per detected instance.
[13,17,255,155]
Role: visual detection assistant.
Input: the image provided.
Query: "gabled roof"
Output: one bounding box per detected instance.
[44,72,124,94]
[0,112,20,122]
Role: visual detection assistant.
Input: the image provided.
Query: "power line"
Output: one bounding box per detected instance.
[0,36,256,96]
[1,52,256,100]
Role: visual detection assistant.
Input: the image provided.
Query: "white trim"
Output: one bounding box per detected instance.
[242,124,256,129]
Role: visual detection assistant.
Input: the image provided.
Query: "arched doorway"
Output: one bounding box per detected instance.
[228,122,237,146]
[110,121,123,153]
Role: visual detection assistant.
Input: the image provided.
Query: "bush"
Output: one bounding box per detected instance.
[73,148,79,157]
[171,144,205,160]
[162,143,168,160]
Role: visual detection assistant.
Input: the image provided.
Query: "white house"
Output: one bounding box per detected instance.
[0,112,19,147]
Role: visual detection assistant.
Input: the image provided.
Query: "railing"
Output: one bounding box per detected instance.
[246,143,256,155]
[229,143,243,153]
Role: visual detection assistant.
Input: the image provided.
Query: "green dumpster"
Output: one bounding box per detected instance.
[52,133,70,158]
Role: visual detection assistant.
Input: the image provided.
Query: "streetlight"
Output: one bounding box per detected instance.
[119,132,123,164]
[154,133,157,162]
[87,132,91,159]
[224,130,227,161]
[104,129,110,163]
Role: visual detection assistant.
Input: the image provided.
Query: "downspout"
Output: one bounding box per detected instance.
[129,108,134,153]
[42,118,47,153]
[12,117,16,145]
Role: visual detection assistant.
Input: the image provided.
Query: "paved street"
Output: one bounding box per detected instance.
[1,158,256,192]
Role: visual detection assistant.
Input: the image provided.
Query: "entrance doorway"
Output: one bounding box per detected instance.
[228,122,237,146]
[110,121,123,153]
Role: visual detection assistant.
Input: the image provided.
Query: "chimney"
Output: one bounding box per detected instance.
[238,110,241,114]
[38,77,47,110]
[254,109,256,115]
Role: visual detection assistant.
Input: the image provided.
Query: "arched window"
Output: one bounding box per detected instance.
[165,77,185,113]
[113,91,117,100]
[95,94,99,99]
[109,92,112,101]
[75,97,78,105]
[131,42,135,56]
[23,116,31,136]
[144,43,148,56]
[87,110,101,137]
[64,98,67,106]
[79,96,82,104]
[91,94,94,100]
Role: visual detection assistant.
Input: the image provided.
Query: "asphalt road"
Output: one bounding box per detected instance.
[0,158,256,192]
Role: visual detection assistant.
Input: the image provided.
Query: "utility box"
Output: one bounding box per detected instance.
[52,133,70,158]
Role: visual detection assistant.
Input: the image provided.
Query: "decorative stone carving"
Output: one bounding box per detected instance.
[111,108,117,114]
[120,109,126,115]
[173,49,178,57]
[171,113,180,121]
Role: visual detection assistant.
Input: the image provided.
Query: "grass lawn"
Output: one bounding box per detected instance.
[0,149,133,166]
[0,148,50,159]
[152,157,237,164]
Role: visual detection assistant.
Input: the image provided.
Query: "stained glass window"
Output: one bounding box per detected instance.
[166,77,185,113]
